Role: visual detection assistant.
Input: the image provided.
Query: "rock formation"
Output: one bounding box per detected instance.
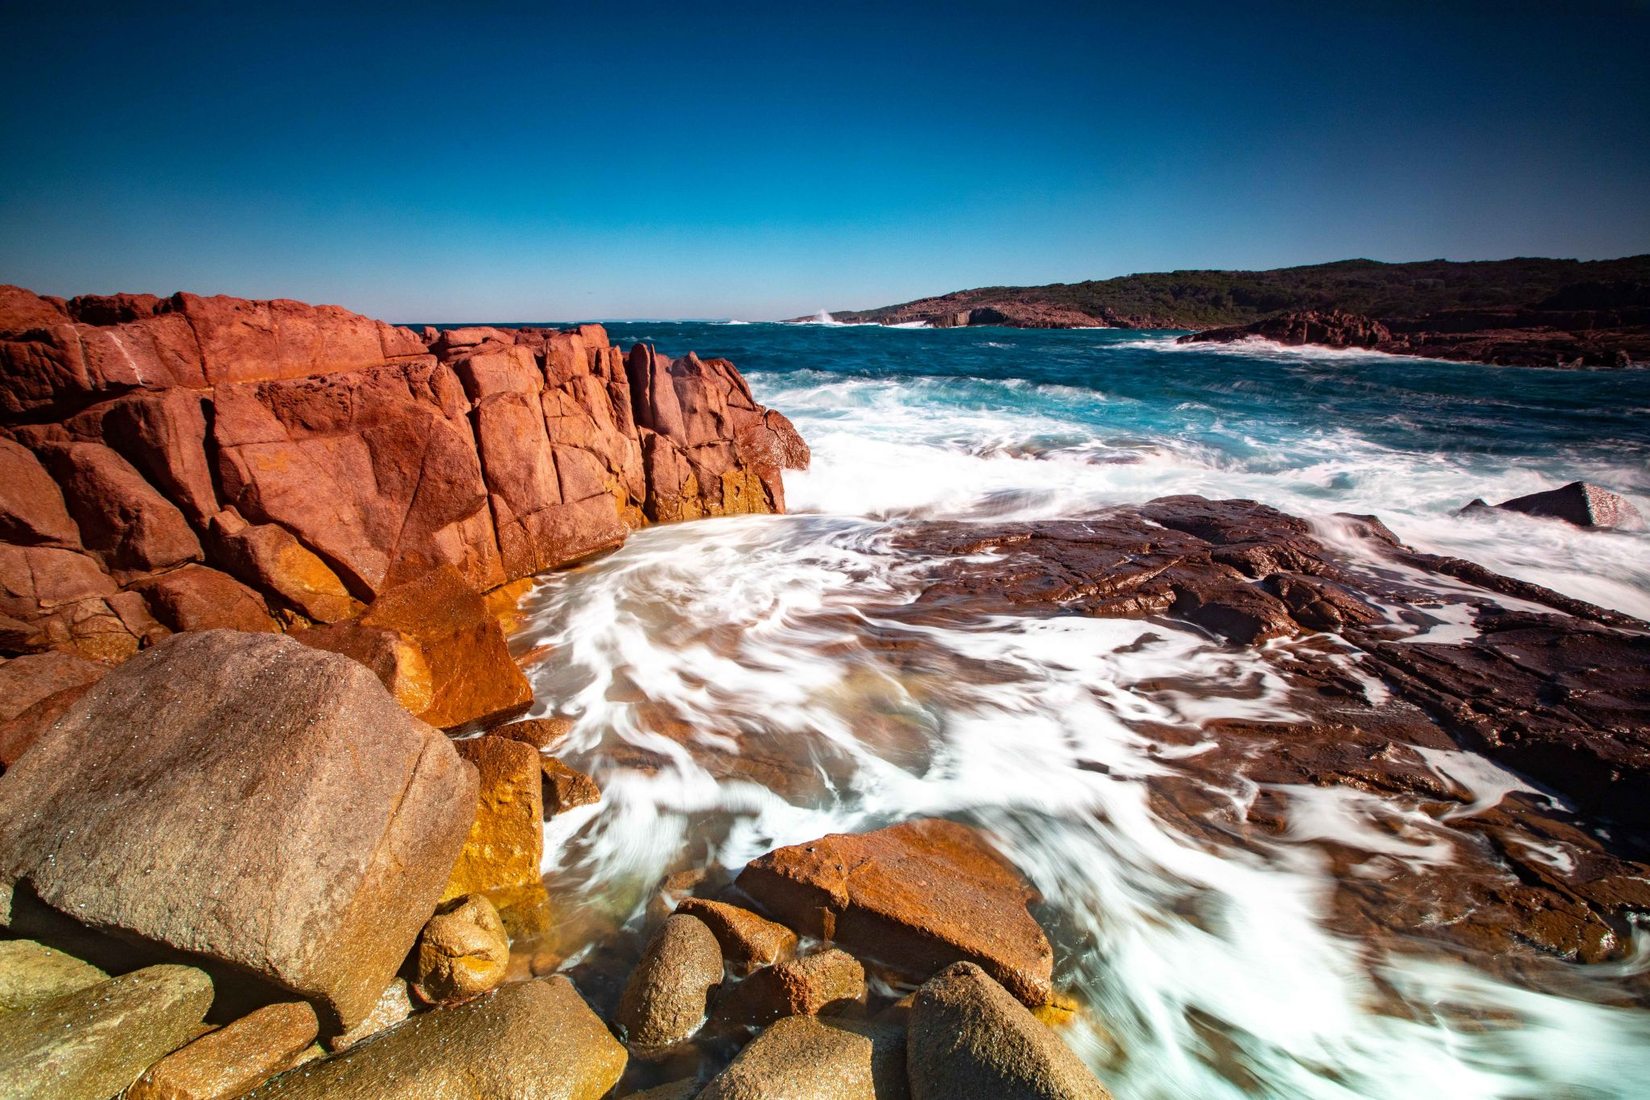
[0,286,808,669]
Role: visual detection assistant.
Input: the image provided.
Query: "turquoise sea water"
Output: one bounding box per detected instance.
[509,322,1650,1099]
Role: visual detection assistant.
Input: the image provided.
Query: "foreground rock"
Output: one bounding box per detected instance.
[127,1000,320,1100]
[675,897,798,975]
[907,963,1110,1100]
[0,964,213,1100]
[0,938,108,1009]
[0,286,808,664]
[698,1015,909,1100]
[0,630,477,1029]
[617,913,725,1049]
[243,977,627,1099]
[1462,480,1644,529]
[411,894,510,1005]
[738,819,1054,1006]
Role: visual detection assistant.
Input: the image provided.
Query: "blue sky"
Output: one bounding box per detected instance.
[3,2,1647,321]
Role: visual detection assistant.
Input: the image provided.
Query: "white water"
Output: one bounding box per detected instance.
[515,512,1650,1099]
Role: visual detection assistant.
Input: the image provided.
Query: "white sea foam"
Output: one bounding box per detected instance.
[516,517,1650,1098]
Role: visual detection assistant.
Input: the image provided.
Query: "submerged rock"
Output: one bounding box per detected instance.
[675,897,798,975]
[242,976,627,1100]
[0,630,477,1030]
[0,964,214,1100]
[698,1015,908,1100]
[906,962,1110,1100]
[1490,481,1643,529]
[738,819,1053,1006]
[617,913,725,1049]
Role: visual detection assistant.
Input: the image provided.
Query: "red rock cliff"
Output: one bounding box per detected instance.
[0,287,808,661]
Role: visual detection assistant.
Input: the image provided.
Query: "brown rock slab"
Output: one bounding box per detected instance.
[0,938,109,1010]
[0,437,79,547]
[135,563,279,634]
[411,893,510,1005]
[298,564,532,732]
[737,819,1053,1006]
[0,630,477,1030]
[617,913,725,1049]
[906,962,1110,1100]
[0,963,214,1100]
[33,439,202,577]
[0,650,107,768]
[675,897,798,976]
[242,976,627,1100]
[719,948,866,1027]
[443,735,545,899]
[209,510,361,623]
[543,755,602,815]
[128,1000,320,1100]
[494,715,574,750]
[698,1015,908,1100]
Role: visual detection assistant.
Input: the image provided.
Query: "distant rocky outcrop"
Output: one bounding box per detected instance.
[819,255,1650,367]
[0,286,809,668]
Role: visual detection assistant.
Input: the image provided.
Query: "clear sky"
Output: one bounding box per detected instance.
[3,2,1648,321]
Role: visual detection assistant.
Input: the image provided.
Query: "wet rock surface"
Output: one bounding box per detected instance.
[127,999,320,1100]
[618,913,726,1049]
[896,495,1650,975]
[697,1015,909,1100]
[411,894,511,1005]
[738,819,1054,1006]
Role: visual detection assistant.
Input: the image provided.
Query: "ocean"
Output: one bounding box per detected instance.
[509,322,1650,1098]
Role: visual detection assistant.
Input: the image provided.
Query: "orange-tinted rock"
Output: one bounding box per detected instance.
[718,948,866,1027]
[493,715,574,750]
[675,897,798,976]
[443,735,545,899]
[411,893,510,1005]
[209,510,360,623]
[298,565,531,731]
[136,564,279,634]
[83,389,220,528]
[127,1000,320,1100]
[737,819,1054,1006]
[0,285,69,334]
[0,543,163,660]
[541,756,601,815]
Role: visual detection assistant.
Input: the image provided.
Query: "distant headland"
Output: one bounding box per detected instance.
[807,256,1650,368]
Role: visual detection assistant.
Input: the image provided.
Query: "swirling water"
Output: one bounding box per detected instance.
[512,323,1650,1098]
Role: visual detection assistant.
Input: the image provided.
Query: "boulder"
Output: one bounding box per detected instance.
[411,893,510,1005]
[298,565,532,732]
[675,897,798,975]
[443,735,546,898]
[617,913,725,1049]
[0,630,477,1030]
[698,1015,908,1100]
[241,976,627,1100]
[127,1000,320,1100]
[543,756,603,815]
[0,437,79,547]
[135,564,279,633]
[0,964,214,1100]
[719,948,866,1027]
[494,715,574,750]
[0,938,109,1010]
[906,963,1110,1100]
[1492,481,1643,529]
[32,440,202,577]
[737,820,1054,1006]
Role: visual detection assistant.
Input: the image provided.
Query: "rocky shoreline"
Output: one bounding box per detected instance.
[1,286,1647,1097]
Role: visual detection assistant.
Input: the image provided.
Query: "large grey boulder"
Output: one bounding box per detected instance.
[698,1015,908,1100]
[0,963,214,1100]
[906,963,1110,1099]
[241,976,628,1099]
[0,630,479,1030]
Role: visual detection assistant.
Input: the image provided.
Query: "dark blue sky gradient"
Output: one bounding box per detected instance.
[3,2,1647,320]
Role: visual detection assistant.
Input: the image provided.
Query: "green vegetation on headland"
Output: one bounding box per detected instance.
[824,255,1650,329]
[816,255,1650,367]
